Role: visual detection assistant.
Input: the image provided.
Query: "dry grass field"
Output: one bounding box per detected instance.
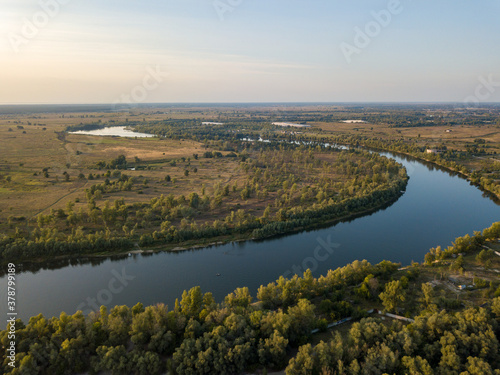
[314,121,500,151]
[0,112,247,222]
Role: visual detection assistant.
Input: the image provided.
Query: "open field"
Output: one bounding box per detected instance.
[315,121,500,150]
[0,119,388,222]
[0,119,210,219]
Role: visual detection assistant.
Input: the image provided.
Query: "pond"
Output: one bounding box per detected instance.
[68,126,155,138]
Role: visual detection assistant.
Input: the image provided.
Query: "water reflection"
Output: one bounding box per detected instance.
[68,126,154,138]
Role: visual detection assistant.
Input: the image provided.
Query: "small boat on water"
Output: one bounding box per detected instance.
[216,273,221,277]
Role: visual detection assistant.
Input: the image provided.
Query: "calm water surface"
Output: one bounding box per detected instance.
[68,126,154,138]
[1,152,499,322]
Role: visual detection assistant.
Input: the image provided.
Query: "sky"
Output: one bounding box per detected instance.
[1,0,499,104]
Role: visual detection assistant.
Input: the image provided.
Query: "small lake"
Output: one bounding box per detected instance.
[1,151,499,322]
[68,126,154,138]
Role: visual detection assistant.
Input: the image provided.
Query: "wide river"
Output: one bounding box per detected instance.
[1,151,499,322]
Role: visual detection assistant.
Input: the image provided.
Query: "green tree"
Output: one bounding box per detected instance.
[287,299,316,345]
[475,249,489,265]
[379,280,406,312]
[225,287,252,308]
[420,283,434,308]
[286,344,316,374]
[188,192,200,209]
[463,356,494,375]
[450,255,464,271]
[424,252,435,265]
[401,356,434,375]
[93,345,128,374]
[258,330,289,368]
[180,286,203,317]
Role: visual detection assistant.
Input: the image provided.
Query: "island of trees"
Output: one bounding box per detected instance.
[0,141,407,264]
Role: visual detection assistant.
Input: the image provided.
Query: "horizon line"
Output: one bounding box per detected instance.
[1,101,500,106]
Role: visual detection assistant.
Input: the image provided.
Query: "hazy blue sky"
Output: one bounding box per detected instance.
[1,0,499,103]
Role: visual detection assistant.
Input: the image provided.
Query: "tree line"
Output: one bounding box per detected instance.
[1,226,500,374]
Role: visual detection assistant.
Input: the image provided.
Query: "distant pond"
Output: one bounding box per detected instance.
[68,126,155,138]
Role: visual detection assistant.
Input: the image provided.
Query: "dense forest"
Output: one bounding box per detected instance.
[1,223,500,374]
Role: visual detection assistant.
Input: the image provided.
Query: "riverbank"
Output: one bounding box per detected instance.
[3,225,499,375]
[374,146,500,200]
[125,187,406,255]
[322,134,500,201]
[3,183,406,270]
